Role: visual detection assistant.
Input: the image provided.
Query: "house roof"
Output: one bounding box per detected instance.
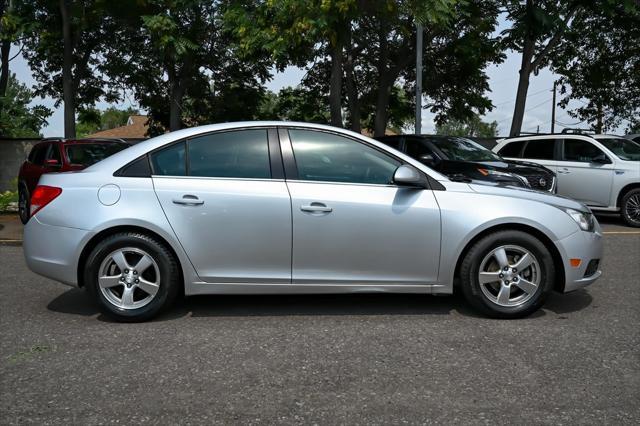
[87,115,149,139]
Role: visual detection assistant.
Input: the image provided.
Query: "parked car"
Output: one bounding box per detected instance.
[18,138,131,224]
[493,133,640,227]
[23,122,603,321]
[626,134,640,143]
[376,135,556,192]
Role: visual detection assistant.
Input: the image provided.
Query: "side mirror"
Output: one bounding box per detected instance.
[419,153,437,164]
[591,154,611,164]
[393,165,426,187]
[45,159,60,167]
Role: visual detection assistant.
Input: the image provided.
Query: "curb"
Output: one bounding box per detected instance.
[0,240,22,247]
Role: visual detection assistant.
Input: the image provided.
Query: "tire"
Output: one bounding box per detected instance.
[84,232,180,322]
[459,230,555,319]
[18,182,30,225]
[620,188,640,228]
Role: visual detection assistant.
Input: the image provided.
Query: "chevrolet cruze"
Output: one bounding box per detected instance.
[23,122,603,321]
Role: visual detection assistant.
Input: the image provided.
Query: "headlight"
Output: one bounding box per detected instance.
[563,208,595,232]
[477,168,531,187]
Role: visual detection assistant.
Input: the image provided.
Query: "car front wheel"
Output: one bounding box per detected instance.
[459,230,555,318]
[621,188,640,228]
[84,232,180,322]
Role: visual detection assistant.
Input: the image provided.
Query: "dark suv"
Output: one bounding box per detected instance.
[18,138,130,223]
[376,135,556,192]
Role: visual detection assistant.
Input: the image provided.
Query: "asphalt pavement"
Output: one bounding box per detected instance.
[1,220,639,425]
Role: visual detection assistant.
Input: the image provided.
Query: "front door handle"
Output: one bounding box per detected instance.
[557,168,571,175]
[172,195,204,206]
[300,202,332,213]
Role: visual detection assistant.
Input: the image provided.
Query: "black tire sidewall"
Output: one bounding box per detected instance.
[84,233,179,322]
[18,182,30,225]
[460,231,555,318]
[621,189,640,228]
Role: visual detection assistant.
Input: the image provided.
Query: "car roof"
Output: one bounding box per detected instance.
[85,121,450,182]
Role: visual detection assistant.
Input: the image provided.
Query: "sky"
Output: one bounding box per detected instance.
[9,18,632,138]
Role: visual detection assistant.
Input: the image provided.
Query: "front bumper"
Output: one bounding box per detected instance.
[555,227,604,292]
[23,217,93,287]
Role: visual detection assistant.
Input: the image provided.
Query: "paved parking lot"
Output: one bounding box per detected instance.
[1,217,639,424]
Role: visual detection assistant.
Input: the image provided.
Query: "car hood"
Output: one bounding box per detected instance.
[467,182,589,212]
[470,159,554,175]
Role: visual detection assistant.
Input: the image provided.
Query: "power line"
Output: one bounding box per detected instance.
[492,87,550,107]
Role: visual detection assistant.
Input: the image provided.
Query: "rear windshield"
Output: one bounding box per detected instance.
[597,138,640,161]
[65,143,129,166]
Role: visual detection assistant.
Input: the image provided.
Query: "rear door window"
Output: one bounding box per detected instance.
[498,141,525,157]
[562,139,606,162]
[523,139,556,160]
[31,144,48,165]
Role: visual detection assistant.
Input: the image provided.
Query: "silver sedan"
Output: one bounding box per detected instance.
[23,122,603,321]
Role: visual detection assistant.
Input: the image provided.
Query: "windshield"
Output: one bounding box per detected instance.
[65,143,129,166]
[597,138,640,161]
[433,137,502,162]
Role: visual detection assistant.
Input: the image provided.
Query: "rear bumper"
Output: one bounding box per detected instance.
[555,227,604,293]
[23,217,93,287]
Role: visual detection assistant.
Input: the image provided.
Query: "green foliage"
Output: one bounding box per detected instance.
[0,73,51,137]
[15,0,121,110]
[0,178,18,212]
[435,115,498,137]
[552,2,640,132]
[76,106,138,137]
[107,0,271,132]
[257,86,331,123]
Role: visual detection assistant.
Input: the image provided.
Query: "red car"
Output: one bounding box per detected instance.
[18,138,131,223]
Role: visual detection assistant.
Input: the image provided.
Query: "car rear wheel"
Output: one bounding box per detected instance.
[18,182,30,224]
[84,232,180,322]
[621,188,640,228]
[459,230,555,318]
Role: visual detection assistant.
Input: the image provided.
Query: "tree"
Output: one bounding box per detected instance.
[16,0,120,138]
[229,0,502,136]
[108,0,270,133]
[257,86,331,123]
[552,2,640,133]
[76,106,139,137]
[226,0,361,127]
[0,73,51,137]
[502,0,580,137]
[435,115,498,137]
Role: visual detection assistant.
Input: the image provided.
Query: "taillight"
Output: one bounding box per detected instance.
[30,185,62,217]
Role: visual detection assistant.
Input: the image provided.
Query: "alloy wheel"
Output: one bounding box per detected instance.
[625,194,640,224]
[478,245,541,307]
[98,247,160,310]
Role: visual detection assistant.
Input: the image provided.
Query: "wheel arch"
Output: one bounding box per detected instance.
[77,225,184,291]
[616,182,640,207]
[453,223,566,293]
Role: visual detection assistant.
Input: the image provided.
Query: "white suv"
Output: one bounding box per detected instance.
[493,133,640,227]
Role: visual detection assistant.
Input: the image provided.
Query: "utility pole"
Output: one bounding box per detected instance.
[415,23,423,134]
[551,81,557,133]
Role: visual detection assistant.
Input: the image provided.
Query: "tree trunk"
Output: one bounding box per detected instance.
[344,47,361,133]
[374,73,392,137]
[328,38,343,127]
[509,36,534,137]
[169,78,184,132]
[0,40,9,97]
[60,0,76,138]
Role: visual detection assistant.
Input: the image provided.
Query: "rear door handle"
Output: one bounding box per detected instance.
[300,202,332,213]
[557,169,571,175]
[172,195,204,206]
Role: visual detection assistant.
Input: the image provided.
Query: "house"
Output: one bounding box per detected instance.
[86,115,149,142]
